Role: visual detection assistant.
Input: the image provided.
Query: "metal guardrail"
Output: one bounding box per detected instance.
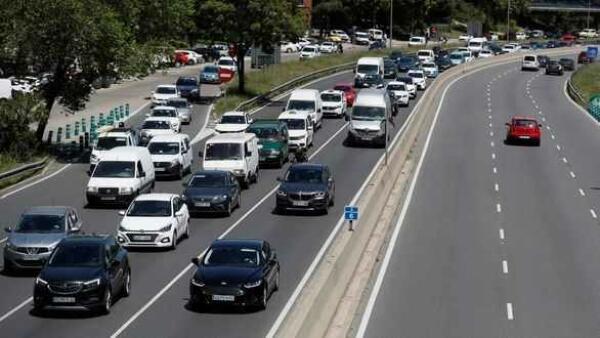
[567,79,586,106]
[0,157,48,182]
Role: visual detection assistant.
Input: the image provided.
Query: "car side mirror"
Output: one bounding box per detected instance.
[282,107,286,112]
[344,114,349,121]
[538,124,543,127]
[377,83,385,89]
[175,210,184,217]
[181,149,188,154]
[4,227,12,233]
[198,150,203,157]
[111,260,120,268]
[86,170,92,176]
[69,225,81,233]
[191,257,200,266]
[139,171,146,178]
[317,108,322,113]
[270,251,277,261]
[245,151,252,157]
[308,125,313,131]
[505,123,510,126]
[145,113,150,117]
[118,210,126,216]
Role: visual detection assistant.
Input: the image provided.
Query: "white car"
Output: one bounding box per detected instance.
[300,45,320,60]
[502,44,518,53]
[280,41,299,53]
[354,32,371,45]
[515,31,527,41]
[421,62,439,78]
[579,28,599,38]
[151,85,179,107]
[147,134,193,179]
[175,50,203,64]
[147,106,181,132]
[320,90,347,118]
[396,78,417,98]
[478,49,494,58]
[417,49,435,63]
[457,47,473,62]
[140,117,177,145]
[298,38,312,48]
[217,56,237,72]
[215,111,253,133]
[407,70,427,90]
[278,110,314,151]
[330,30,350,42]
[458,34,473,42]
[386,81,410,108]
[320,42,337,54]
[408,36,426,47]
[117,193,190,249]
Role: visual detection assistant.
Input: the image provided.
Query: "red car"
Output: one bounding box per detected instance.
[218,67,235,83]
[505,116,542,146]
[561,33,577,42]
[174,51,189,65]
[578,51,591,64]
[333,82,356,107]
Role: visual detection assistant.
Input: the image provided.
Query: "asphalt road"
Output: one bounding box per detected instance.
[0,68,427,337]
[360,55,600,337]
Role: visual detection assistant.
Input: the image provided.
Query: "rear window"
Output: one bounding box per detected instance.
[468,41,482,47]
[524,56,536,62]
[418,51,431,56]
[514,120,537,127]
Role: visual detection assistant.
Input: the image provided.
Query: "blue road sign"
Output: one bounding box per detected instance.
[344,206,359,221]
[587,46,598,60]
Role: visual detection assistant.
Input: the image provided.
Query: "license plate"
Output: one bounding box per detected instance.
[212,295,235,302]
[155,167,165,172]
[194,202,210,207]
[101,196,116,201]
[519,136,531,139]
[293,201,309,207]
[361,136,373,141]
[258,144,263,149]
[22,256,41,261]
[53,297,75,303]
[133,235,151,241]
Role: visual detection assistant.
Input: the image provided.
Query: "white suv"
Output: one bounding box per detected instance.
[118,193,190,250]
[320,90,347,118]
[147,134,193,179]
[521,55,540,71]
[148,106,181,132]
[151,85,179,107]
[407,70,427,90]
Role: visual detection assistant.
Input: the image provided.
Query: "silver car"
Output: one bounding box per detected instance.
[167,98,193,124]
[3,206,82,271]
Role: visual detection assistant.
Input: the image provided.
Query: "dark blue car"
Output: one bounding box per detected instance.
[397,56,419,72]
[275,163,335,214]
[200,65,220,84]
[175,76,200,102]
[182,170,241,216]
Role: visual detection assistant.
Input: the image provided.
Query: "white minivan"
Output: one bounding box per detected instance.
[278,110,314,151]
[346,89,391,147]
[86,147,156,206]
[147,134,193,179]
[203,133,259,188]
[417,49,435,63]
[285,89,323,129]
[521,54,540,71]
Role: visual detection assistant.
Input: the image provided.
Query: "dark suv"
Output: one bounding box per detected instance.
[175,76,200,102]
[247,119,290,168]
[275,163,335,214]
[33,235,130,314]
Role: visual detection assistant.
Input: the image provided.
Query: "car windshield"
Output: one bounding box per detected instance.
[218,59,234,66]
[93,161,135,178]
[188,173,227,187]
[152,109,176,117]
[504,45,514,49]
[247,126,280,139]
[409,72,424,78]
[356,33,368,38]
[560,58,572,63]
[167,100,188,108]
[352,106,385,121]
[95,137,127,151]
[142,120,171,129]
[399,57,414,64]
[303,47,316,53]
[524,56,536,62]
[468,42,482,47]
[285,167,324,183]
[204,66,218,74]
[176,78,197,86]
[410,38,421,42]
[127,200,171,217]
[148,142,179,155]
[205,143,242,161]
[287,100,315,111]
[15,214,65,233]
[514,120,537,127]
[334,86,351,92]
[321,93,341,102]
[203,247,260,266]
[397,77,413,84]
[48,244,103,267]
[450,54,463,60]
[357,64,379,75]
[422,63,435,68]
[387,84,406,91]
[220,115,246,124]
[156,87,176,94]
[280,118,305,130]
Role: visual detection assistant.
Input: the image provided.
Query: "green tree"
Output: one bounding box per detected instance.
[197,0,307,93]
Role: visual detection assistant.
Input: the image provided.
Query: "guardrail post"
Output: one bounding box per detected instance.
[74,121,80,136]
[46,130,53,145]
[84,132,89,148]
[98,113,105,127]
[79,135,84,153]
[57,127,63,143]
[81,118,86,133]
[125,103,130,117]
[65,124,71,140]
[120,105,124,120]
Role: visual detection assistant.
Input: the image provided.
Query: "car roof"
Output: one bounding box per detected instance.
[279,110,310,119]
[321,89,343,95]
[207,132,256,144]
[101,146,150,160]
[222,111,246,117]
[512,116,538,121]
[192,170,229,177]
[148,133,189,143]
[250,119,283,126]
[177,76,196,81]
[156,84,176,89]
[61,234,111,245]
[210,239,264,250]
[167,97,188,103]
[152,106,177,111]
[134,193,176,202]
[387,81,406,86]
[23,206,70,216]
[144,116,174,122]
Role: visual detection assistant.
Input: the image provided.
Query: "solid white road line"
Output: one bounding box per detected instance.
[502,260,509,274]
[112,123,349,338]
[0,164,73,200]
[491,141,495,147]
[506,303,515,320]
[591,209,598,219]
[496,203,502,213]
[499,228,505,241]
[489,123,493,128]
[579,188,586,197]
[490,131,494,137]
[0,297,33,324]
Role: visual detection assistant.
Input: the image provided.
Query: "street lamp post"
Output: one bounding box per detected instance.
[506,0,511,43]
[389,0,393,49]
[587,0,592,30]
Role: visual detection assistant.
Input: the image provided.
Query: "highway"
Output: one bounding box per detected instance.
[359,55,600,337]
[0,69,425,337]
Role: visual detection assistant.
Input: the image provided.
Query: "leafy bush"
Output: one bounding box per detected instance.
[0,94,46,161]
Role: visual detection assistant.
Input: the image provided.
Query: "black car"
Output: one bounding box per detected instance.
[397,56,419,72]
[189,239,279,310]
[33,235,130,314]
[487,44,503,55]
[355,73,385,89]
[435,56,453,71]
[546,40,558,49]
[383,59,397,79]
[183,170,241,216]
[537,55,549,68]
[559,58,575,71]
[275,163,335,214]
[389,51,403,62]
[175,76,200,102]
[545,60,564,75]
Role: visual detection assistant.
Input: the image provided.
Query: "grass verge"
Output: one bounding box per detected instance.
[571,63,600,104]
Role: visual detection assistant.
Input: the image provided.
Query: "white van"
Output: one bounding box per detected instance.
[285,89,323,129]
[355,56,384,85]
[278,110,314,151]
[203,133,259,188]
[408,36,426,47]
[86,147,156,206]
[521,54,540,71]
[147,134,193,179]
[368,28,384,41]
[90,126,138,168]
[0,79,12,100]
[417,49,435,62]
[346,89,391,147]
[467,38,487,54]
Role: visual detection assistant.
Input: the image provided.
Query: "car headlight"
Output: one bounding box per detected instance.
[119,187,134,195]
[191,277,205,287]
[159,224,172,232]
[35,277,48,286]
[212,194,227,202]
[118,224,129,232]
[5,241,17,251]
[82,278,101,290]
[232,169,244,175]
[270,149,281,155]
[315,191,327,199]
[87,186,98,193]
[243,279,262,288]
[276,190,287,197]
[170,159,179,167]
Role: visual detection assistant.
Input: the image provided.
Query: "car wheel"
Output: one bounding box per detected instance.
[177,166,184,180]
[122,269,131,297]
[273,269,280,292]
[3,258,13,274]
[184,220,190,239]
[237,193,242,209]
[171,231,178,250]
[329,192,335,207]
[241,178,250,189]
[101,288,112,314]
[257,284,268,310]
[225,201,233,217]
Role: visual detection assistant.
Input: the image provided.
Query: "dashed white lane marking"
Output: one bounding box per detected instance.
[489,123,493,128]
[502,260,509,274]
[506,303,515,320]
[493,167,498,174]
[496,203,502,213]
[541,117,546,122]
[551,134,555,140]
[556,145,561,151]
[499,228,505,240]
[492,153,496,160]
[488,114,492,118]
[491,141,495,147]
[591,209,598,219]
[539,111,543,115]
[579,188,586,196]
[490,131,494,137]
[494,183,499,192]
[562,157,568,164]
[569,171,576,178]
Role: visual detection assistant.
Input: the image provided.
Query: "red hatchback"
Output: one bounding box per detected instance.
[505,116,542,146]
[333,82,356,107]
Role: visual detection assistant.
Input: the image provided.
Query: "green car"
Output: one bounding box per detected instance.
[247,119,289,168]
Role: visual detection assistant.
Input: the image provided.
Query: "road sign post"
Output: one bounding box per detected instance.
[587,46,598,61]
[344,206,359,231]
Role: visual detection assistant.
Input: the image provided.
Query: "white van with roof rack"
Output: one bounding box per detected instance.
[203,133,259,188]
